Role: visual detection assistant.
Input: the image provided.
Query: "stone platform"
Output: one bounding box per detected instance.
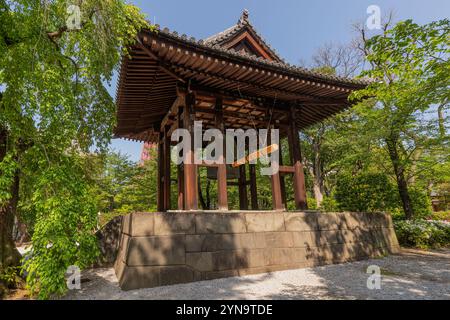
[114,211,400,290]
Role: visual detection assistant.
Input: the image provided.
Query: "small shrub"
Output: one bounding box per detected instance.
[335,173,399,212]
[409,187,433,218]
[427,211,450,222]
[320,196,339,212]
[390,208,406,222]
[99,211,125,227]
[0,266,22,289]
[307,197,318,210]
[394,219,450,249]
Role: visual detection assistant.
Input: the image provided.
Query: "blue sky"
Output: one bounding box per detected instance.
[109,0,450,161]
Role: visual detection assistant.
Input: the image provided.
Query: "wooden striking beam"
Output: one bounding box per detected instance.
[232,144,279,168]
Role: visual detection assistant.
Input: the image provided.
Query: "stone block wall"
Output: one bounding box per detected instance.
[114,211,400,290]
[95,216,123,267]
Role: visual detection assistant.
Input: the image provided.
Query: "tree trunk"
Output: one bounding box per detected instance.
[13,216,30,245]
[386,137,414,220]
[309,166,324,208]
[307,130,325,208]
[313,140,325,207]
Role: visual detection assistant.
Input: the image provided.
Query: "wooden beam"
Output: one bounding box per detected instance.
[279,141,287,210]
[157,132,164,212]
[288,105,308,210]
[239,165,248,210]
[215,96,229,210]
[163,125,171,211]
[183,93,199,210]
[160,95,184,131]
[177,106,185,210]
[194,107,289,127]
[279,166,295,174]
[249,163,258,210]
[137,36,186,84]
[269,128,284,211]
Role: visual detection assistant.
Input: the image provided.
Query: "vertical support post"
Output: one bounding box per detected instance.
[279,137,287,210]
[238,165,248,210]
[214,96,228,210]
[183,93,198,210]
[163,125,171,211]
[177,106,185,210]
[249,163,258,210]
[269,127,284,211]
[288,105,308,210]
[157,133,164,212]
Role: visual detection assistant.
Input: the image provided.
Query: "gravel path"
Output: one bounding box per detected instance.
[63,248,450,300]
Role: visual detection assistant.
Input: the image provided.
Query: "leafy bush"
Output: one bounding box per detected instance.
[98,211,125,227]
[307,197,318,210]
[0,266,21,288]
[22,156,100,300]
[409,188,433,218]
[320,196,339,212]
[426,211,450,222]
[335,173,399,212]
[333,174,433,219]
[394,219,450,249]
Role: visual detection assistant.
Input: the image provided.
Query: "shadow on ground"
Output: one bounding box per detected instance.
[62,248,450,300]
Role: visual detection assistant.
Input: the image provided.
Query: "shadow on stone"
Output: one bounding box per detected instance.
[101,210,400,291]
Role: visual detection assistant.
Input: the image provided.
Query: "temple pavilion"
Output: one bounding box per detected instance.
[114,10,366,212]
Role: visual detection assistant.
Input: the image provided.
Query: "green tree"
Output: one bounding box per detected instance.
[300,42,365,208]
[353,19,449,219]
[0,0,148,298]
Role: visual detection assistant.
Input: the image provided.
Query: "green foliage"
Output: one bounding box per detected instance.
[349,19,449,219]
[426,211,450,222]
[394,219,450,249]
[22,152,100,299]
[307,197,318,210]
[300,19,449,219]
[0,266,21,288]
[335,173,399,212]
[320,196,339,212]
[0,2,447,299]
[409,187,433,218]
[0,152,17,205]
[92,151,158,215]
[0,0,149,299]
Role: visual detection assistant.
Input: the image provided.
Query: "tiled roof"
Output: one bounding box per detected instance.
[203,9,283,62]
[152,22,369,87]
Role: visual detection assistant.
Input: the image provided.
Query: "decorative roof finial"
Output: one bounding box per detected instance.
[239,9,249,24]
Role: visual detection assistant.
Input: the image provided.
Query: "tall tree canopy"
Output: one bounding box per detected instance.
[353,19,449,219]
[0,0,148,298]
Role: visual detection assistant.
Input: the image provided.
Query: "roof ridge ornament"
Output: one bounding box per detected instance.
[239,9,249,24]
